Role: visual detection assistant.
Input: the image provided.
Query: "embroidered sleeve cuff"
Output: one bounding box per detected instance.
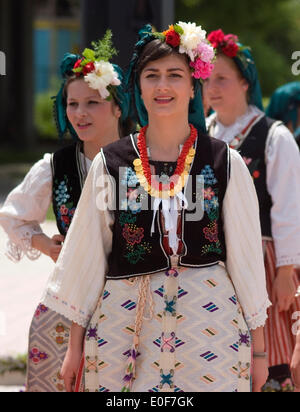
[276,253,300,267]
[5,224,43,262]
[245,297,272,330]
[41,290,91,328]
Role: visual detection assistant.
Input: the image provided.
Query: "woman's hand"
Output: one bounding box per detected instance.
[31,233,65,263]
[252,357,269,392]
[61,347,83,392]
[61,322,86,392]
[272,265,297,312]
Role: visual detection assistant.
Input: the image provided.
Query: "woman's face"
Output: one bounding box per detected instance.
[139,53,194,120]
[203,55,249,114]
[66,78,121,143]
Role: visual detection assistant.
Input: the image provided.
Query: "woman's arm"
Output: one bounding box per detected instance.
[61,322,86,392]
[31,233,65,263]
[0,154,53,261]
[251,326,269,392]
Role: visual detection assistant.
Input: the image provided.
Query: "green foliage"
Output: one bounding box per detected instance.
[175,0,300,96]
[34,78,60,140]
[91,29,118,62]
[0,354,27,376]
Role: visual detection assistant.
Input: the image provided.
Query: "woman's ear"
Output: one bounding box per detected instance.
[241,78,249,93]
[113,103,122,119]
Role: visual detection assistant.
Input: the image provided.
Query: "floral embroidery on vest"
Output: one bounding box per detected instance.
[119,168,152,265]
[199,165,222,255]
[53,175,75,233]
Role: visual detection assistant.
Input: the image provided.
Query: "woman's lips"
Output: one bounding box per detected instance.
[77,123,92,130]
[154,97,174,104]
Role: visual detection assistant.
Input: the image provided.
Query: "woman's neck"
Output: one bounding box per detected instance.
[216,101,249,127]
[146,116,191,161]
[83,133,119,161]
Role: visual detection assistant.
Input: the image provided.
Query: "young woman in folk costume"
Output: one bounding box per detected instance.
[41,22,270,393]
[0,31,133,392]
[204,30,300,392]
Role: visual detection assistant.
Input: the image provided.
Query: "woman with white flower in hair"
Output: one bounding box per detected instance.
[41,22,270,392]
[0,31,134,392]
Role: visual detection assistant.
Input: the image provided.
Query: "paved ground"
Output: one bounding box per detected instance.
[0,221,57,358]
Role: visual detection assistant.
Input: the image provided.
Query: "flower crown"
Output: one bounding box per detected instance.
[72,30,121,100]
[207,29,247,59]
[153,22,215,80]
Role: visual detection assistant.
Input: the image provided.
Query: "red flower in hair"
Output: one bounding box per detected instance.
[82,62,96,75]
[222,34,239,57]
[74,58,83,69]
[208,30,240,58]
[222,42,239,58]
[165,29,181,48]
[207,29,225,47]
[73,58,83,77]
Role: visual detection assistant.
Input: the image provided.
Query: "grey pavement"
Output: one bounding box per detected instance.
[0,221,57,358]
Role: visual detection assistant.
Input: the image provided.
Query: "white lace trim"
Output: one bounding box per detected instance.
[276,253,300,267]
[6,238,41,263]
[41,291,91,328]
[245,297,272,330]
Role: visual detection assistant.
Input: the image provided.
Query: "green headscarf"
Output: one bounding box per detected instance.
[125,24,207,135]
[53,53,131,140]
[266,81,300,139]
[233,45,264,111]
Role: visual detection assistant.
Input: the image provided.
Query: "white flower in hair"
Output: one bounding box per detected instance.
[178,21,207,61]
[84,61,121,99]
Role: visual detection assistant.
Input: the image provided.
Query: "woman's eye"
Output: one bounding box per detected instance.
[68,102,77,107]
[89,101,99,104]
[170,73,182,78]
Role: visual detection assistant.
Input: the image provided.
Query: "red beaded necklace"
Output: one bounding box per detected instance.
[133,124,197,198]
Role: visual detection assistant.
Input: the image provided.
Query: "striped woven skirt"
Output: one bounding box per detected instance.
[76,264,252,392]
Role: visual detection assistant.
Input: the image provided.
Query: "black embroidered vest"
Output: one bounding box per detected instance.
[238,116,281,237]
[101,132,229,280]
[51,142,85,236]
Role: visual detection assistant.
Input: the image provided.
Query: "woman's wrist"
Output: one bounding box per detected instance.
[31,233,50,255]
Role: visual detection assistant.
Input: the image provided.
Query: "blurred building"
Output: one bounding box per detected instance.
[34,0,81,93]
[0,0,174,149]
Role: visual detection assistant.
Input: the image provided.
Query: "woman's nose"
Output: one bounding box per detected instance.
[156,76,169,92]
[76,105,88,117]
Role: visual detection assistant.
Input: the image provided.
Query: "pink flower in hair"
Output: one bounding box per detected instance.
[190,58,214,80]
[197,42,215,63]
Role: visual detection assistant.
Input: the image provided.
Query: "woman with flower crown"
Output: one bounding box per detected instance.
[0,31,133,392]
[41,22,270,392]
[204,29,300,392]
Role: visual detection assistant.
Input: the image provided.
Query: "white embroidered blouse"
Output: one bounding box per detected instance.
[0,152,92,262]
[41,148,271,331]
[206,106,300,268]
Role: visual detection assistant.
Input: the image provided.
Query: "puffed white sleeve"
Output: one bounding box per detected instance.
[265,123,300,267]
[0,154,52,262]
[41,152,114,328]
[223,149,271,330]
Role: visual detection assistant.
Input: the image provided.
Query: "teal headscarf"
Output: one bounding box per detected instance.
[266,81,300,139]
[125,25,207,135]
[233,45,264,111]
[53,53,131,139]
